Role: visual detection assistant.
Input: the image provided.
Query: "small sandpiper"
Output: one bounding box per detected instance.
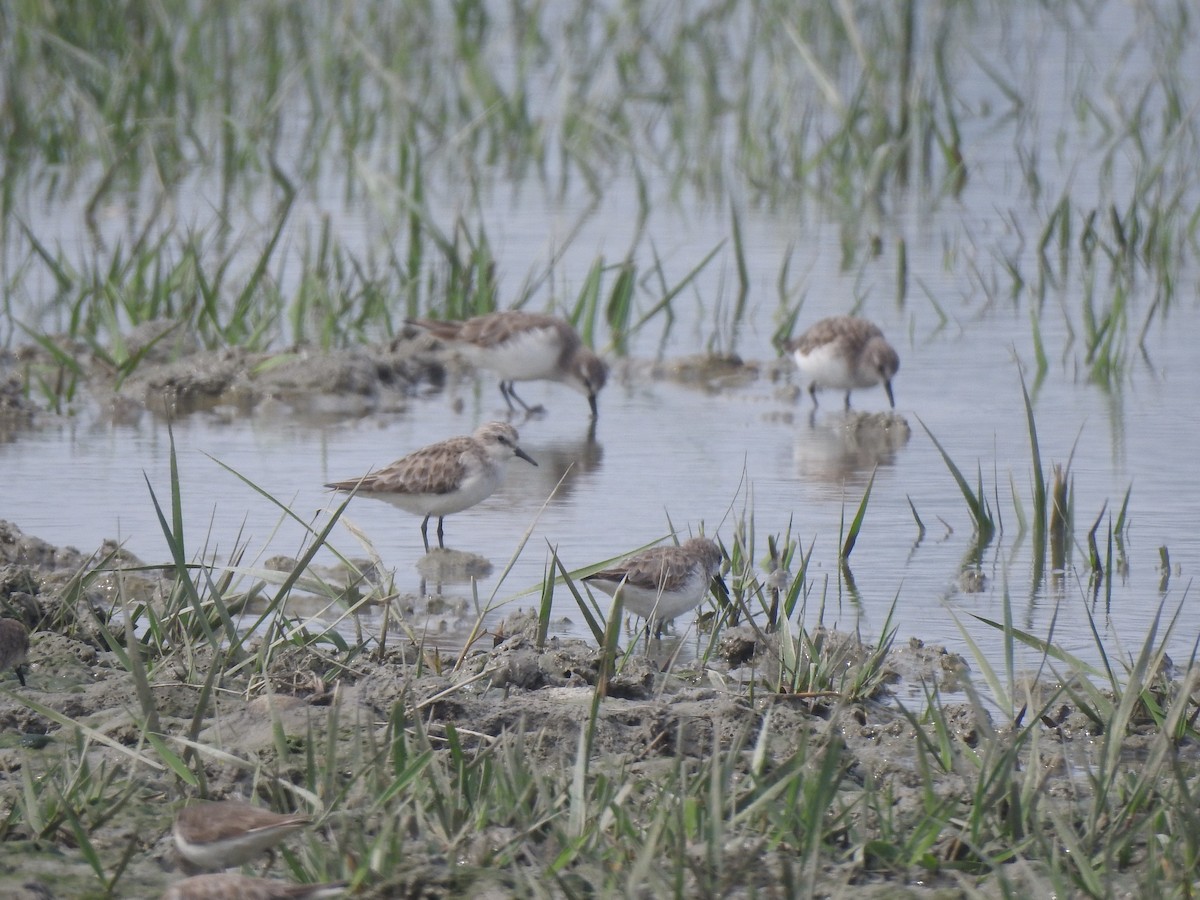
[584,537,725,637]
[0,618,30,687]
[408,311,608,418]
[161,873,345,900]
[785,315,899,410]
[325,421,537,552]
[172,800,314,873]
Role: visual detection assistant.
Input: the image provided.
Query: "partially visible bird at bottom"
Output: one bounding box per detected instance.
[161,873,345,900]
[172,800,313,873]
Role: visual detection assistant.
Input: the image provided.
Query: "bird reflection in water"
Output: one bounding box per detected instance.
[793,411,910,485]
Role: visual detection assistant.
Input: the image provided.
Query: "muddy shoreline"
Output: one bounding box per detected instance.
[0,512,1156,898]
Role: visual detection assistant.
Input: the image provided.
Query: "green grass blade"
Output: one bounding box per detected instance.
[840,468,876,559]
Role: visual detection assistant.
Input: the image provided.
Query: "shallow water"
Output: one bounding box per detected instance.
[3,2,1200,689]
[4,299,1198,685]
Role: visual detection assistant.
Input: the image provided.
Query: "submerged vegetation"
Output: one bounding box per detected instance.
[2,1,1196,374]
[1,1,1199,897]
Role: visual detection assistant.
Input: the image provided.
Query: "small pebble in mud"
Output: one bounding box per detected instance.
[0,617,30,686]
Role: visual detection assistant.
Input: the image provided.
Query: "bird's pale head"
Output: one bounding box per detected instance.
[683,537,724,577]
[569,350,608,417]
[864,337,899,407]
[475,422,538,466]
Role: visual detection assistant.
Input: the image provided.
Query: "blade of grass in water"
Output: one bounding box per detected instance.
[916,415,995,540]
[553,548,606,646]
[536,553,554,651]
[571,257,604,347]
[905,495,926,540]
[840,468,876,559]
[1020,369,1047,586]
[730,207,749,332]
[605,262,637,355]
[625,242,723,340]
[144,427,226,652]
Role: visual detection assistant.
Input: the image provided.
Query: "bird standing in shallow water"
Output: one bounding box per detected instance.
[408,311,608,418]
[785,315,899,410]
[325,422,537,552]
[584,537,725,637]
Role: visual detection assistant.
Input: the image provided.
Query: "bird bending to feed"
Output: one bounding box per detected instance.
[161,873,346,900]
[0,618,30,687]
[325,421,537,552]
[785,315,899,410]
[407,310,608,418]
[172,800,314,872]
[584,537,725,637]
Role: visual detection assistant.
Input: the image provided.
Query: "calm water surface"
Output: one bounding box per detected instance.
[3,275,1197,686]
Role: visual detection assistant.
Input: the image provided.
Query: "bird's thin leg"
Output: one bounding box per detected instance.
[436,516,446,548]
[420,515,431,553]
[504,381,540,414]
[843,391,852,410]
[498,381,518,412]
[808,383,820,407]
[15,665,26,687]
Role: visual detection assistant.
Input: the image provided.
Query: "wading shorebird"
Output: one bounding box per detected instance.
[325,421,537,552]
[785,315,899,410]
[408,311,608,418]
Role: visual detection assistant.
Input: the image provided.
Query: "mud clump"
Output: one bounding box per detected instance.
[1,326,447,429]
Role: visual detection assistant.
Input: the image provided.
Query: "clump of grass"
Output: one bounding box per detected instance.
[1048,462,1072,576]
[768,601,897,703]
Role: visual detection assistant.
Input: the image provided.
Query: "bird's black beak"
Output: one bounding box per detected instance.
[709,573,731,607]
[884,380,895,408]
[515,447,538,466]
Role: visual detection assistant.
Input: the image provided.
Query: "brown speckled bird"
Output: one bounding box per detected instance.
[409,311,608,418]
[0,618,30,687]
[325,422,537,552]
[786,315,899,410]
